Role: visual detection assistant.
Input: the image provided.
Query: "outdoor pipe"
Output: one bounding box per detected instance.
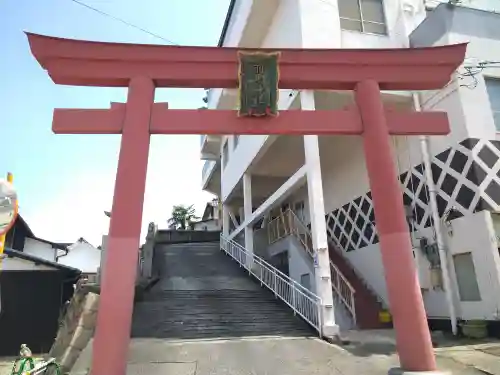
[413,92,458,335]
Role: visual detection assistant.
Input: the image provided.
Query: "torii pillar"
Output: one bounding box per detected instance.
[26,32,466,375]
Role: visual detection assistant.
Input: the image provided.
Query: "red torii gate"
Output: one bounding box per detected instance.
[26,32,466,375]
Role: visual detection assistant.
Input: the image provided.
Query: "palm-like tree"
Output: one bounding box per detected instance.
[168,204,199,230]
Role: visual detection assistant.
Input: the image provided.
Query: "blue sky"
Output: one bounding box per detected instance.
[0,0,229,245]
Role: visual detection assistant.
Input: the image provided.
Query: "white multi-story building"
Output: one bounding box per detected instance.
[201,0,500,331]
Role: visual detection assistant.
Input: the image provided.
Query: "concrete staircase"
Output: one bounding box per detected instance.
[267,209,386,330]
[131,242,314,340]
[328,244,386,329]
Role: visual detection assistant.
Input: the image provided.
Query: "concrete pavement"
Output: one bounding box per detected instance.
[68,334,493,375]
[3,331,499,375]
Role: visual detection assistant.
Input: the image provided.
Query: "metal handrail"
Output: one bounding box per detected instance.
[220,234,322,335]
[267,209,357,325]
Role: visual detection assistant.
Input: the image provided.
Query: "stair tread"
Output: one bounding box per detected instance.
[132,242,316,339]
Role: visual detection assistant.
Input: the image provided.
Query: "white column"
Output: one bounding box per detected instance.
[301,90,338,337]
[222,205,230,237]
[238,207,245,222]
[243,173,254,267]
[221,138,230,238]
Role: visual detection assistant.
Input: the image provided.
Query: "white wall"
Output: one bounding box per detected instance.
[297,0,341,48]
[207,0,253,109]
[449,33,500,140]
[219,0,431,204]
[220,0,305,202]
[262,0,302,48]
[264,226,355,329]
[218,0,500,322]
[192,220,220,231]
[2,256,55,271]
[267,236,316,293]
[322,210,500,320]
[427,0,500,13]
[446,211,500,320]
[313,22,500,308]
[222,135,273,202]
[23,238,57,262]
[58,240,101,274]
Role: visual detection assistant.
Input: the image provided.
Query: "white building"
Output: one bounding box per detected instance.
[201,0,500,332]
[5,215,101,277]
[192,200,222,231]
[57,237,102,276]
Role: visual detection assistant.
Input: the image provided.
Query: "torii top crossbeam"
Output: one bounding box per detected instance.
[26,32,466,91]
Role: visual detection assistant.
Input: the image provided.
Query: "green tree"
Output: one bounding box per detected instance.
[168,204,199,230]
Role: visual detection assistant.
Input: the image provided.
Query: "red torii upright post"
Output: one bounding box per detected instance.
[26,33,466,375]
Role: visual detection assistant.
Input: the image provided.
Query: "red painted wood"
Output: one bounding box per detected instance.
[90,77,154,375]
[26,32,466,91]
[356,80,436,371]
[153,107,363,135]
[385,110,450,135]
[52,103,125,134]
[52,104,449,136]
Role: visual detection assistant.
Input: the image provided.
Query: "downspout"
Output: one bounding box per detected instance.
[413,92,458,335]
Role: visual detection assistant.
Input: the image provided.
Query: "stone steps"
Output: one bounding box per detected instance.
[131,242,315,340]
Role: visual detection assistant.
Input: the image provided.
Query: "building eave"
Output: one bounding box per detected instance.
[3,247,82,276]
[218,0,237,47]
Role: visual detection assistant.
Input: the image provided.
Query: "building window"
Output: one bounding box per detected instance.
[222,141,229,169]
[338,0,387,35]
[300,273,311,291]
[485,77,500,131]
[234,135,239,150]
[453,252,482,302]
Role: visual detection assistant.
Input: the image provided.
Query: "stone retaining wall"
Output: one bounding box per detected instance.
[155,229,221,244]
[48,281,100,374]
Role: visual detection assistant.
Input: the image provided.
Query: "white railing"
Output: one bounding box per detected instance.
[267,209,314,257]
[267,209,357,326]
[220,234,323,335]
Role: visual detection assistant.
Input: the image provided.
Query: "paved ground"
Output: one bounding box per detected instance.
[64,332,500,375]
[0,358,14,375]
[2,332,500,375]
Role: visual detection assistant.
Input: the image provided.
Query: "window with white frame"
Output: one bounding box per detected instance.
[338,0,387,35]
[485,77,500,131]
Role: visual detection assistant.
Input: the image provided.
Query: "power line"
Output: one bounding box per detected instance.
[69,0,179,45]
